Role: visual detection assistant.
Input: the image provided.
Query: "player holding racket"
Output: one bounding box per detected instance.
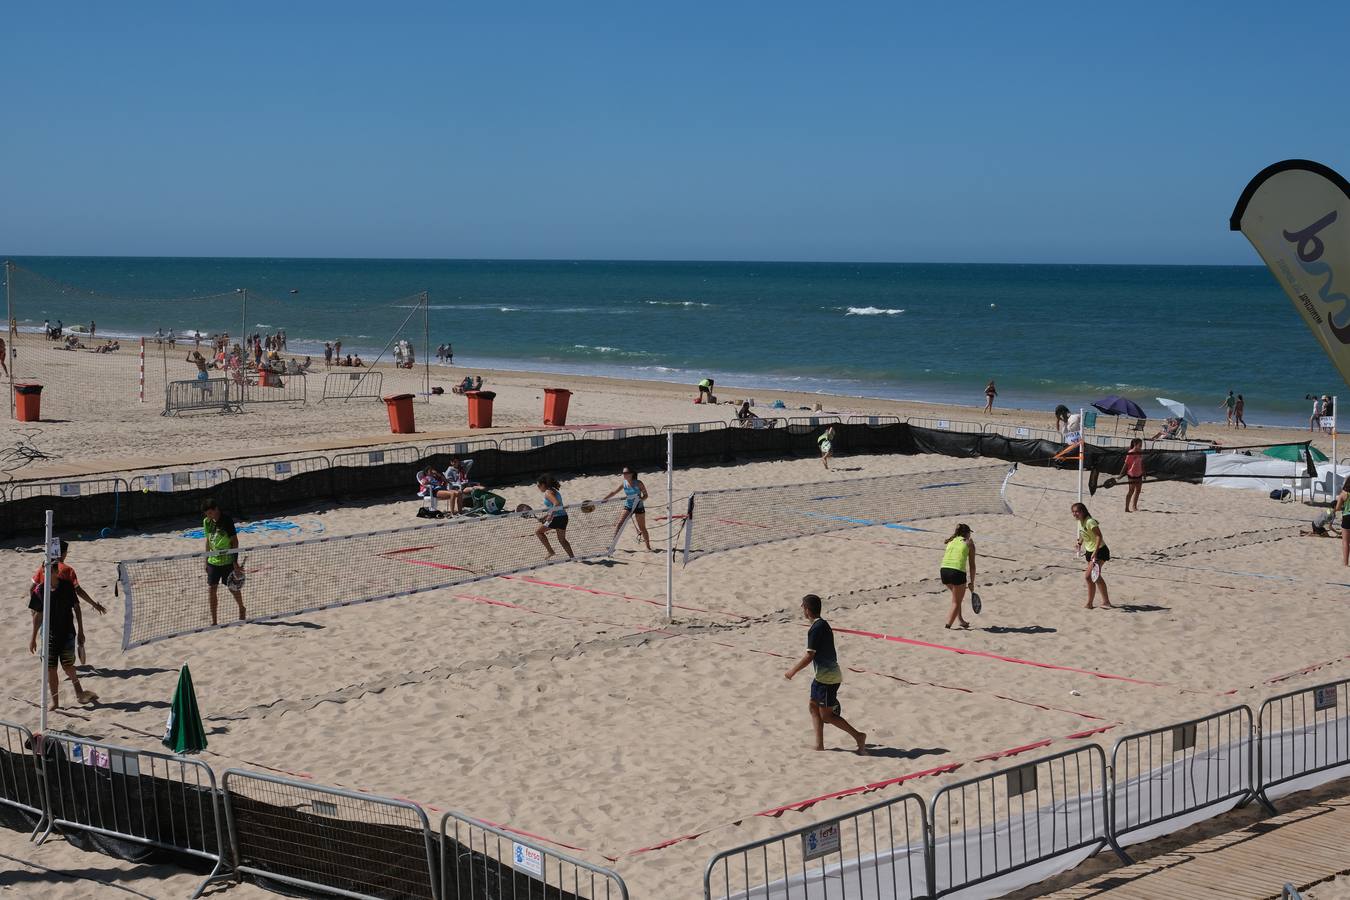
[1071,502,1113,609]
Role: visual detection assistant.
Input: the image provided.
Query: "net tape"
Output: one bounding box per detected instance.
[117,495,632,650]
[683,462,1015,564]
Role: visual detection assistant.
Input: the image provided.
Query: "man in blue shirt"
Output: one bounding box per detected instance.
[785,594,868,754]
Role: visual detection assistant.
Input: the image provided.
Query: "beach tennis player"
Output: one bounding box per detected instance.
[818,425,835,470]
[203,498,247,625]
[535,474,575,559]
[29,540,106,709]
[784,594,868,754]
[1071,503,1114,609]
[1334,481,1350,566]
[602,467,654,551]
[939,523,977,629]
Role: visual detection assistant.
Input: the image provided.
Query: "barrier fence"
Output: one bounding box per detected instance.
[1257,677,1350,808]
[222,769,439,900]
[0,720,43,835]
[234,371,308,406]
[164,378,237,416]
[129,468,231,494]
[703,791,929,900]
[37,732,228,898]
[331,445,422,468]
[442,810,629,900]
[322,370,384,402]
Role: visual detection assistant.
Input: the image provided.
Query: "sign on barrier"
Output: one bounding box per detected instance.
[847,415,903,426]
[6,477,130,503]
[234,455,331,482]
[130,468,231,493]
[929,745,1125,898]
[908,417,983,434]
[164,378,236,416]
[984,422,1062,442]
[1257,677,1350,808]
[442,810,628,900]
[703,792,929,900]
[788,415,842,430]
[1110,705,1258,846]
[38,732,228,899]
[0,719,44,835]
[321,370,384,402]
[223,769,439,900]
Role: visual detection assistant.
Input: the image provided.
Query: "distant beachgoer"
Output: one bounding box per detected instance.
[698,377,715,404]
[203,499,246,626]
[939,524,976,629]
[345,354,354,367]
[29,540,107,709]
[335,340,342,358]
[534,474,574,559]
[1054,404,1070,433]
[1221,390,1235,427]
[984,379,997,413]
[1310,396,1323,432]
[784,594,868,754]
[1072,503,1113,609]
[324,342,333,367]
[818,425,835,470]
[43,319,50,335]
[1234,394,1247,429]
[603,467,653,551]
[447,343,454,365]
[1121,438,1144,512]
[89,320,96,338]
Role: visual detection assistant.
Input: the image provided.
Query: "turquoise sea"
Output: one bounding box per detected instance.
[3,257,1339,427]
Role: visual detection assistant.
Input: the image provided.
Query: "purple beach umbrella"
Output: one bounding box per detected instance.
[1092,395,1147,419]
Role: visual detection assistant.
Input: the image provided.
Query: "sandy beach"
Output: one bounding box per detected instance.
[2,335,1348,898]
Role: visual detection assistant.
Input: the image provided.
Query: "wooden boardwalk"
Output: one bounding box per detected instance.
[1039,793,1350,899]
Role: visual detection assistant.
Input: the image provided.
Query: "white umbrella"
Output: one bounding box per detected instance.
[1156,397,1199,425]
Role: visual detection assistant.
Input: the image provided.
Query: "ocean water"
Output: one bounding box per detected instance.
[3,256,1338,426]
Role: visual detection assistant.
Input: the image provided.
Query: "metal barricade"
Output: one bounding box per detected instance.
[704,792,930,900]
[984,422,1062,442]
[332,446,421,468]
[0,719,45,835]
[38,732,227,898]
[234,455,331,481]
[425,438,500,458]
[442,810,627,900]
[6,476,130,503]
[787,415,842,430]
[1110,705,1257,846]
[129,467,231,493]
[929,745,1123,897]
[164,377,237,416]
[322,370,384,401]
[499,432,577,453]
[662,420,728,434]
[235,371,308,406]
[907,416,983,434]
[580,425,659,441]
[847,415,903,426]
[222,769,438,900]
[1257,677,1350,809]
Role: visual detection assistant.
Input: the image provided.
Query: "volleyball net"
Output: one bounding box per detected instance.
[118,496,632,649]
[682,462,1015,563]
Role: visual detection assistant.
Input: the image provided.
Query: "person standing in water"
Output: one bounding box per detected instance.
[784,594,868,754]
[535,474,575,559]
[939,524,976,629]
[1072,503,1114,609]
[602,467,653,551]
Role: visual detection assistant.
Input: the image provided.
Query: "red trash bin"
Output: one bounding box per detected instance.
[543,388,572,426]
[383,393,416,434]
[466,390,496,429]
[14,383,43,422]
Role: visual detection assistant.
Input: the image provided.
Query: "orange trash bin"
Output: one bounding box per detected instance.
[14,383,43,422]
[543,388,572,426]
[466,390,496,428]
[383,393,416,434]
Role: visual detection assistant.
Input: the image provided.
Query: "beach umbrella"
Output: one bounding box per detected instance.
[1262,443,1328,463]
[162,664,207,755]
[1155,397,1199,426]
[1091,396,1147,419]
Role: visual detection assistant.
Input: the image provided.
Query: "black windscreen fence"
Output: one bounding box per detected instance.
[0,423,1209,539]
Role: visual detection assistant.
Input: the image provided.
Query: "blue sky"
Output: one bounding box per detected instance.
[4,2,1348,264]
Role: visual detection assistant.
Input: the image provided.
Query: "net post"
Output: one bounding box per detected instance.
[40,509,54,734]
[423,290,430,404]
[1333,395,1338,493]
[139,337,145,402]
[5,259,13,420]
[666,430,674,620]
[1077,407,1085,503]
[240,288,247,347]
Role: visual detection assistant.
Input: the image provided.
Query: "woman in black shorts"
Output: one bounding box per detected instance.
[534,474,575,559]
[938,523,976,629]
[1334,482,1350,567]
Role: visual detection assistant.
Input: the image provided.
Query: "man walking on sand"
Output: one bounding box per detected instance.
[203,499,247,625]
[29,540,106,709]
[785,594,868,754]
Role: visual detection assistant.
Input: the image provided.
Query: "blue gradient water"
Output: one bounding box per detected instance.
[4,257,1337,425]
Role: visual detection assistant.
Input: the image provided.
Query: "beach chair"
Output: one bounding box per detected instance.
[1283,473,1312,503]
[1127,417,1146,435]
[1313,471,1343,504]
[1082,410,1098,431]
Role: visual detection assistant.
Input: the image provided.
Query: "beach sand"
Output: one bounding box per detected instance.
[1,338,1347,898]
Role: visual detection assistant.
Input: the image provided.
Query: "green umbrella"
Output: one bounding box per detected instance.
[162,664,207,754]
[1262,443,1328,462]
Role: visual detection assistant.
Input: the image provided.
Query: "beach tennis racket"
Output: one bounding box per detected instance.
[1089,562,1101,583]
[970,591,982,615]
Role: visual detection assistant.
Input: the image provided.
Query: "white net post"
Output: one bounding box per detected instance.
[5,259,13,420]
[139,337,145,402]
[39,510,54,734]
[1078,406,1085,503]
[666,430,674,620]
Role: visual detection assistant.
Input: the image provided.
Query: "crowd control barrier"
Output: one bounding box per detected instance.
[164,378,237,416]
[0,720,44,835]
[1257,677,1350,808]
[233,454,331,482]
[907,417,983,434]
[38,732,228,898]
[703,792,929,900]
[442,810,628,899]
[499,432,577,453]
[129,467,231,494]
[234,371,308,406]
[322,370,384,402]
[663,420,727,434]
[848,414,903,426]
[1110,705,1260,846]
[332,445,422,469]
[222,769,439,900]
[582,425,659,442]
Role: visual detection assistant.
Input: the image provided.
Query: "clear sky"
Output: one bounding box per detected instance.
[4,1,1348,264]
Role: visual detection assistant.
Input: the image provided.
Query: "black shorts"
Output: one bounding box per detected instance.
[939,567,967,586]
[810,681,841,716]
[1342,515,1350,530]
[45,632,76,669]
[1085,546,1111,563]
[206,562,236,586]
[625,501,646,515]
[546,515,569,531]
